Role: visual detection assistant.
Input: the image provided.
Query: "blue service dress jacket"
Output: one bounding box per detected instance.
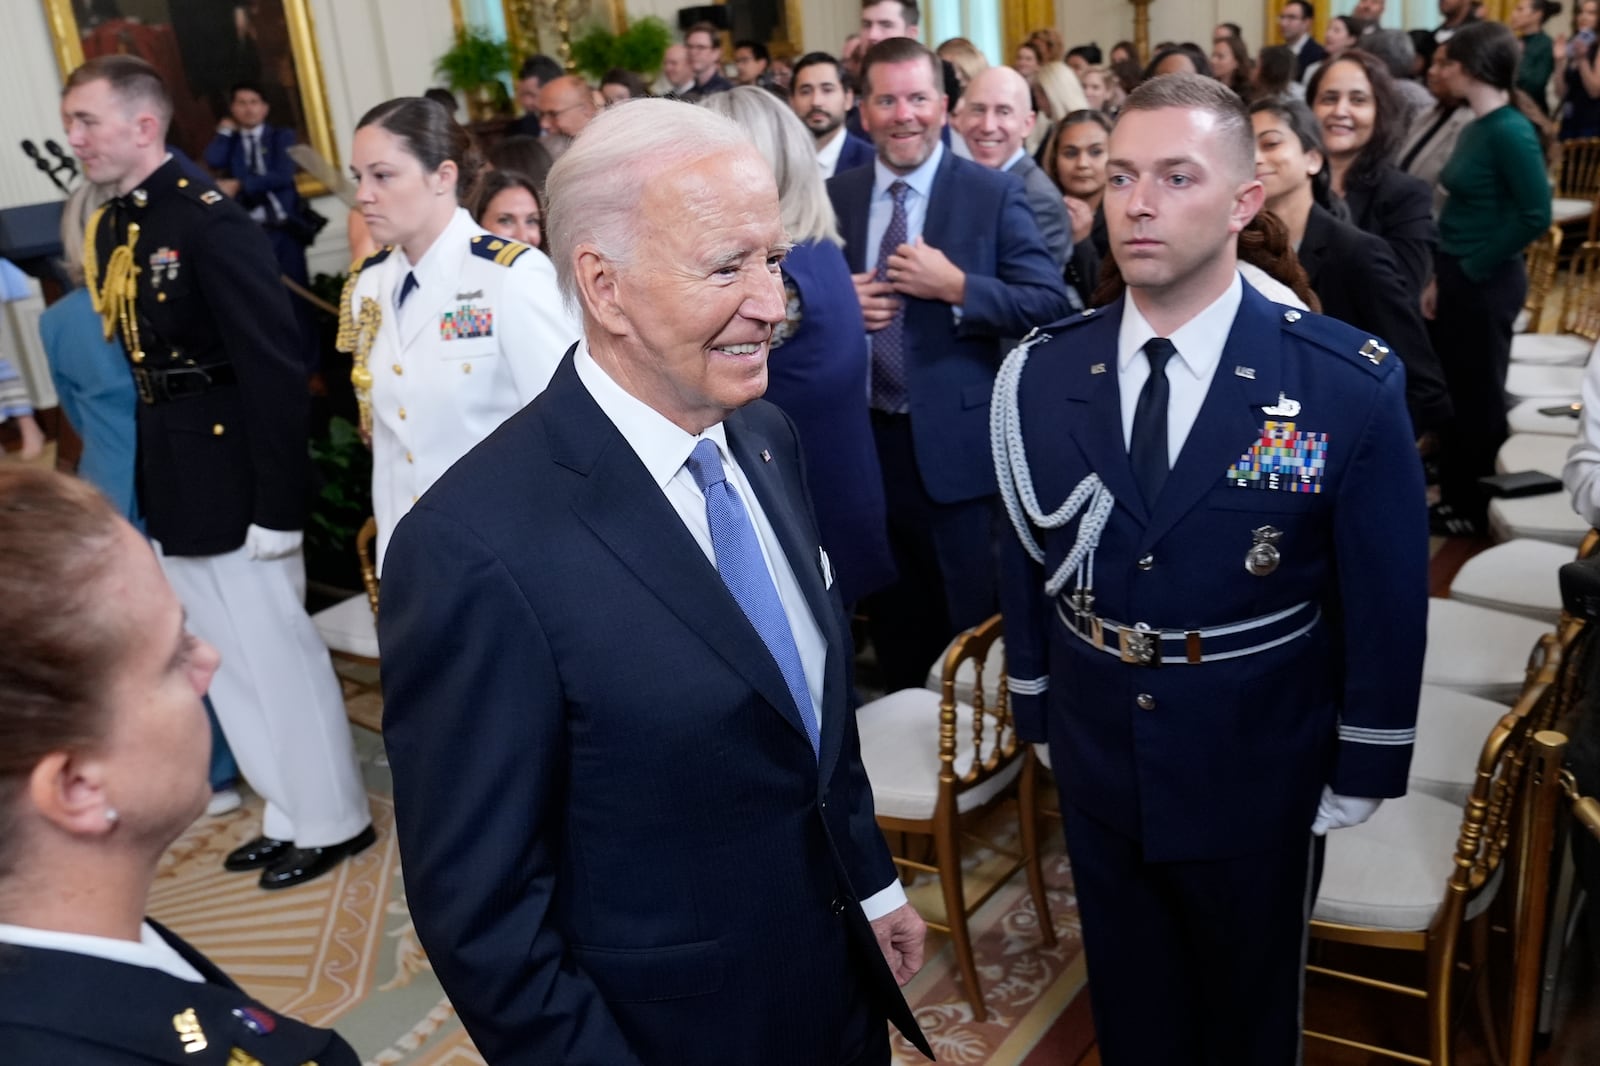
[996,284,1429,862]
[0,920,358,1065]
[764,238,895,605]
[378,348,930,1065]
[827,149,1073,505]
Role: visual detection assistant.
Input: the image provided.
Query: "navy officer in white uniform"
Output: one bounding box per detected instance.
[994,73,1428,1064]
[340,96,577,569]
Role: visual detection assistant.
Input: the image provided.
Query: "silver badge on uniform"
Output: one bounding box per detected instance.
[1261,393,1301,417]
[1245,525,1283,576]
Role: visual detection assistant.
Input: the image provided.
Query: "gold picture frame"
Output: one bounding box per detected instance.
[42,0,338,199]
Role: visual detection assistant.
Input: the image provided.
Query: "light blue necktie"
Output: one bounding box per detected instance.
[685,439,819,757]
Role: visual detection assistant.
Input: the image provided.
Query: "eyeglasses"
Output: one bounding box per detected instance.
[686,41,718,51]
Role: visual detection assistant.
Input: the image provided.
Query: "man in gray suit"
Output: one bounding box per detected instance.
[956,65,1078,299]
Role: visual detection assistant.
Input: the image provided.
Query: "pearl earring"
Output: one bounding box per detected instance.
[105,807,120,825]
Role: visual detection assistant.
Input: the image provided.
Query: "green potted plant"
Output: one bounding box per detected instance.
[569,16,673,83]
[435,26,515,122]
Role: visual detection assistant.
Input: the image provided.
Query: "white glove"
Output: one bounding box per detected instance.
[244,524,303,560]
[1310,787,1382,836]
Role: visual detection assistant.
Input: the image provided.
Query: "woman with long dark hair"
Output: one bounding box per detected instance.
[1427,21,1553,534]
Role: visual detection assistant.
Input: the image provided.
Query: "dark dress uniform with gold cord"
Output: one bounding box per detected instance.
[85,156,372,879]
[0,920,358,1065]
[994,281,1429,1064]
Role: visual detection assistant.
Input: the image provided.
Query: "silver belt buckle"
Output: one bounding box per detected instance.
[1119,623,1160,667]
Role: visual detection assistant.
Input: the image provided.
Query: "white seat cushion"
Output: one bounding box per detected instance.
[923,634,1005,708]
[1488,492,1589,546]
[1551,197,1594,224]
[857,688,1023,821]
[1315,789,1496,930]
[1408,684,1512,806]
[311,594,380,659]
[1505,364,1585,403]
[1423,598,1552,702]
[1509,332,1593,366]
[1506,399,1582,436]
[1449,539,1570,623]
[1035,742,1052,772]
[1513,308,1532,335]
[1496,433,1573,477]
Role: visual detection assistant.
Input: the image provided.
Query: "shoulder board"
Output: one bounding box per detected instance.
[351,246,394,275]
[1035,306,1107,337]
[1275,305,1397,380]
[469,234,532,267]
[167,176,227,208]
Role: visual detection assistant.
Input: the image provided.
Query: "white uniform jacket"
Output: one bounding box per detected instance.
[343,208,579,568]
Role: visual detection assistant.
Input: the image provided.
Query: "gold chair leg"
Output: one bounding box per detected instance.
[935,807,986,1022]
[1018,750,1056,947]
[1425,926,1456,1066]
[1470,915,1505,1066]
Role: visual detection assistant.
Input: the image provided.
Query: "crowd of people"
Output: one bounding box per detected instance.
[0,1,1584,1063]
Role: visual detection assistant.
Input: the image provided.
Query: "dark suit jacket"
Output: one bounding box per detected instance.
[379,350,929,1065]
[1342,166,1439,297]
[1007,153,1072,268]
[1295,38,1329,80]
[695,70,735,94]
[828,150,1073,504]
[1298,202,1452,435]
[0,920,357,1065]
[1000,285,1427,862]
[836,132,876,175]
[202,123,302,219]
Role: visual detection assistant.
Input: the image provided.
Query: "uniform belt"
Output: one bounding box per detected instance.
[1056,599,1321,666]
[131,363,237,406]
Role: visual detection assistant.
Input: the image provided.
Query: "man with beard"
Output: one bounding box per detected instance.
[791,52,874,179]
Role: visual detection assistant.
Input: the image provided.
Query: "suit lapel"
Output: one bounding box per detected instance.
[838,169,870,273]
[1140,287,1284,549]
[1297,206,1332,287]
[922,149,959,252]
[1062,299,1148,526]
[724,408,845,779]
[547,360,818,752]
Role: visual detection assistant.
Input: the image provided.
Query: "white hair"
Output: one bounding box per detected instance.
[1034,61,1089,120]
[544,98,755,307]
[60,181,116,285]
[698,87,841,247]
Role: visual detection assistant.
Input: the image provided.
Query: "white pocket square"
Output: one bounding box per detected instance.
[819,547,834,591]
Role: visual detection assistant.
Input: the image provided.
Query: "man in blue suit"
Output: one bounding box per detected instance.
[203,81,314,365]
[828,37,1072,691]
[791,52,875,179]
[378,99,930,1066]
[995,74,1428,1064]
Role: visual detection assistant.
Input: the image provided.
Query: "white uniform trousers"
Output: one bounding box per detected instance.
[158,542,370,848]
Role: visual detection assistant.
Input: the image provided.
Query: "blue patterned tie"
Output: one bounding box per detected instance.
[871,180,911,413]
[1130,337,1176,507]
[396,271,418,309]
[685,439,820,756]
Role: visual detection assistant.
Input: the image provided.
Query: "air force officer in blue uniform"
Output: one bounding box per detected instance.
[378,101,930,1065]
[995,75,1428,1064]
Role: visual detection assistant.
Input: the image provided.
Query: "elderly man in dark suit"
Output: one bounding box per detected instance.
[378,98,931,1066]
[828,37,1072,690]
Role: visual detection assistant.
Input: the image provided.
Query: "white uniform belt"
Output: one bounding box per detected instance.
[1056,599,1321,666]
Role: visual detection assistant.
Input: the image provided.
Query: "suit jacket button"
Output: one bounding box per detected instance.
[831,898,846,915]
[1137,554,1154,570]
[1136,693,1156,711]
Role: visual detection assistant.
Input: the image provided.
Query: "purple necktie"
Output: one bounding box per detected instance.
[871,180,910,413]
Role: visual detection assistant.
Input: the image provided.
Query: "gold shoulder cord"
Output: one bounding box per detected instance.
[336,266,383,439]
[83,203,144,362]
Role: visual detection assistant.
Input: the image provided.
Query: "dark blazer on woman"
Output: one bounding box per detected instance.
[1299,202,1453,436]
[0,920,358,1065]
[1341,166,1439,297]
[765,238,896,605]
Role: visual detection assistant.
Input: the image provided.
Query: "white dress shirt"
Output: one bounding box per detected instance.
[0,921,205,982]
[815,127,848,180]
[574,342,909,921]
[867,140,942,271]
[1117,272,1244,464]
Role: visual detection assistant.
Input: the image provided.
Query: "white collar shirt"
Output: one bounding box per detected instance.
[815,127,847,180]
[0,921,205,983]
[1116,272,1244,464]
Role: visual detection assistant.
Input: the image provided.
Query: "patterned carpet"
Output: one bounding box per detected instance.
[148,723,1087,1065]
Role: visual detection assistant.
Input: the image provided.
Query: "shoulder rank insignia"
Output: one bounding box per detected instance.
[1359,338,1389,365]
[200,190,224,205]
[470,235,532,267]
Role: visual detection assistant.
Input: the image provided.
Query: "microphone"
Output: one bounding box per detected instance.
[20,139,40,160]
[44,140,77,175]
[22,138,70,193]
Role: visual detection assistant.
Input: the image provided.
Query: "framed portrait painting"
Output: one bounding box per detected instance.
[42,0,338,197]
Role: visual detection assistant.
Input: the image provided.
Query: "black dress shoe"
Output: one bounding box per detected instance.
[258,825,377,891]
[224,835,292,872]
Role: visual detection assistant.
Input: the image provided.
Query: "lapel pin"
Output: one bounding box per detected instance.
[1234,366,1256,379]
[1262,393,1301,417]
[760,449,771,463]
[1359,338,1389,365]
[1090,362,1107,375]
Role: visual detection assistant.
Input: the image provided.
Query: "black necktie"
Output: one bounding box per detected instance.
[1130,337,1176,507]
[397,271,418,309]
